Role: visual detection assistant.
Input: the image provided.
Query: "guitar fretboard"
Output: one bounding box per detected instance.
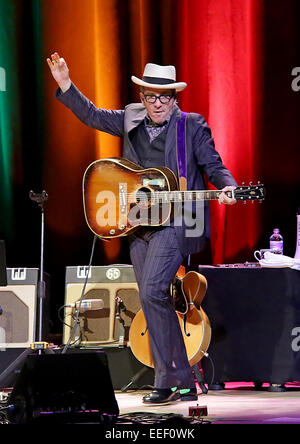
[152,189,228,203]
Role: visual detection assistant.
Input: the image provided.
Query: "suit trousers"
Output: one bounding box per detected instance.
[129,226,195,389]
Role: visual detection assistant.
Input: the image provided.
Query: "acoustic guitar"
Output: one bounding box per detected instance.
[83,157,265,239]
[129,270,211,368]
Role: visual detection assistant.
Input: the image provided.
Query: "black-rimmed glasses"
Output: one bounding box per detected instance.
[143,94,175,104]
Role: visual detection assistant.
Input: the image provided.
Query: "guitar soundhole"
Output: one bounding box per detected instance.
[135,187,152,209]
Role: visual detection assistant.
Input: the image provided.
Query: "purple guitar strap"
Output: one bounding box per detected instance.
[177,111,192,273]
[176,111,188,191]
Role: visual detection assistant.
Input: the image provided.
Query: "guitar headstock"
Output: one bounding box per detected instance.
[234,182,265,202]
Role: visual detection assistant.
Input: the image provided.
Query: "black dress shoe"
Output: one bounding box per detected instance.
[179,387,198,401]
[142,388,179,404]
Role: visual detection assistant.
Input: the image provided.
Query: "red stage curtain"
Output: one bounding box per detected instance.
[176,0,265,263]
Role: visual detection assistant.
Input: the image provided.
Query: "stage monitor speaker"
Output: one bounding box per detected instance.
[63,265,140,347]
[0,268,47,348]
[8,351,119,424]
[65,346,154,390]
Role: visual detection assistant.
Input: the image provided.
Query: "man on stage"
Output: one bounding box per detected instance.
[47,52,237,404]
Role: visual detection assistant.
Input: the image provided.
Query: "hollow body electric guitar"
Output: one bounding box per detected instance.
[83,157,265,239]
[129,270,211,368]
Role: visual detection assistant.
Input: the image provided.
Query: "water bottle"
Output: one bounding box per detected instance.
[295,208,300,259]
[269,228,283,254]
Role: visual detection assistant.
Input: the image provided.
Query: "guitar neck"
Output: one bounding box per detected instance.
[151,184,265,203]
[154,189,228,203]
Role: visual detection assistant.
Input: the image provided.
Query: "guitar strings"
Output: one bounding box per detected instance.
[117,187,263,202]
[118,189,229,203]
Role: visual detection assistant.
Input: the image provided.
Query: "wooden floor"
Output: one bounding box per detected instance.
[115,382,300,425]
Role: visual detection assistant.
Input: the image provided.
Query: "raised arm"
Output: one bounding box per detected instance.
[46,51,124,137]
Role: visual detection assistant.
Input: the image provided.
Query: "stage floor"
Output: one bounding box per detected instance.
[115,382,300,425]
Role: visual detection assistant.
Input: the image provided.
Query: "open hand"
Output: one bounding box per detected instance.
[46,52,71,92]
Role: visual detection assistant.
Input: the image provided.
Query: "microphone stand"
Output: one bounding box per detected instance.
[0,191,51,389]
[115,296,126,348]
[29,190,48,347]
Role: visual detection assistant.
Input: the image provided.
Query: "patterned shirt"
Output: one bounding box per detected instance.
[144,114,171,142]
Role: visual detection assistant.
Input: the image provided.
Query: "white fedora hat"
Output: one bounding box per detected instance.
[131,63,187,92]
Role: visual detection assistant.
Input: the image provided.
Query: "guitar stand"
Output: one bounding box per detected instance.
[192,363,208,394]
[116,297,154,392]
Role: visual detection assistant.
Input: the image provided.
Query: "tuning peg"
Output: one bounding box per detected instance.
[257,181,261,184]
[242,181,245,186]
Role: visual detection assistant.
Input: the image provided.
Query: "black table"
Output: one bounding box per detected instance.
[199,266,300,385]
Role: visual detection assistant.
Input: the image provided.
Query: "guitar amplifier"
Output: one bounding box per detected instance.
[0,268,49,348]
[63,265,140,347]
